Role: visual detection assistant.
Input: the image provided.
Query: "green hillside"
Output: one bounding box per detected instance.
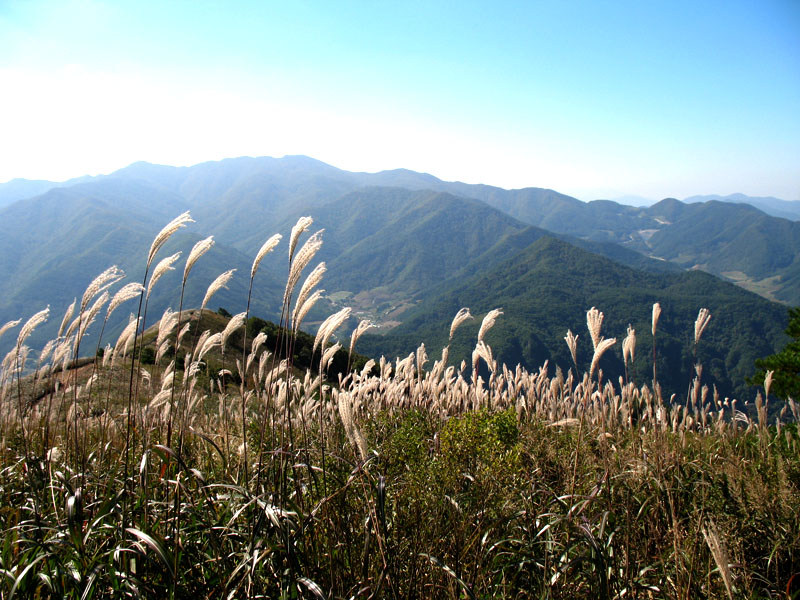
[359,236,788,401]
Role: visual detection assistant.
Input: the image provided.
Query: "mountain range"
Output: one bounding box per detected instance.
[0,155,794,400]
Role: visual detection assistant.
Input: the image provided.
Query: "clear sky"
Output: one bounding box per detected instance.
[1,0,798,201]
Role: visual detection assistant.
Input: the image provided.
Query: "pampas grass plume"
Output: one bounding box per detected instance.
[292,262,326,329]
[564,329,579,367]
[349,319,375,357]
[586,307,603,351]
[251,233,282,280]
[202,269,236,310]
[108,282,145,320]
[0,319,21,344]
[289,216,313,264]
[590,337,616,378]
[314,307,351,355]
[148,252,181,298]
[184,236,214,283]
[449,308,473,341]
[623,324,636,365]
[147,211,193,268]
[57,300,75,338]
[477,308,503,344]
[221,312,246,350]
[17,306,50,349]
[81,266,123,312]
[652,302,661,337]
[285,230,324,306]
[694,307,711,346]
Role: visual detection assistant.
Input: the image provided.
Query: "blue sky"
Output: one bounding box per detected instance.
[1,0,798,201]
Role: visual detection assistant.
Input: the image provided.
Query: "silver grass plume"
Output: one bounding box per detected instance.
[251,233,282,280]
[17,306,50,349]
[76,291,109,343]
[313,307,351,355]
[198,332,223,361]
[184,236,214,283]
[590,337,617,378]
[449,308,473,340]
[251,331,268,355]
[293,289,324,333]
[564,330,579,367]
[201,269,236,310]
[473,340,494,373]
[147,252,181,299]
[114,316,140,359]
[477,308,503,344]
[147,211,193,269]
[221,312,246,350]
[702,519,734,600]
[0,319,21,343]
[652,302,662,337]
[292,262,326,329]
[349,319,375,357]
[623,324,636,365]
[155,308,178,352]
[57,300,76,337]
[284,230,324,306]
[288,216,313,264]
[586,306,604,351]
[764,369,774,399]
[321,342,342,372]
[81,266,123,313]
[694,308,711,346]
[107,282,145,320]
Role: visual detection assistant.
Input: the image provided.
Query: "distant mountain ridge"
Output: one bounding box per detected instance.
[0,155,793,401]
[684,193,800,221]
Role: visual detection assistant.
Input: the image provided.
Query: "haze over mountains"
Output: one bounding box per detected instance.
[0,155,795,400]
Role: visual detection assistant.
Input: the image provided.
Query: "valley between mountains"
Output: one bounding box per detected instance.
[0,155,796,401]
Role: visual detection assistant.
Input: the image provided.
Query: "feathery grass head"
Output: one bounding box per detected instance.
[694,307,711,346]
[285,230,324,306]
[764,369,774,399]
[148,252,181,298]
[147,211,193,269]
[251,233,282,280]
[289,216,313,264]
[57,300,76,338]
[108,282,145,320]
[17,306,49,349]
[0,319,21,344]
[114,315,139,359]
[221,312,246,350]
[586,307,603,351]
[293,289,324,333]
[477,308,503,344]
[292,262,326,329]
[623,324,636,365]
[184,236,214,283]
[314,307,351,355]
[76,291,109,344]
[201,269,236,310]
[349,319,375,357]
[321,342,342,372]
[473,340,494,374]
[564,329,579,367]
[449,308,473,341]
[590,337,616,378]
[652,302,662,337]
[81,266,123,313]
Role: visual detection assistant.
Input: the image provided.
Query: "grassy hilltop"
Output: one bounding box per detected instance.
[0,213,798,599]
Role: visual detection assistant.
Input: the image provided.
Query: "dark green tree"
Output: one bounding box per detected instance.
[751,307,800,398]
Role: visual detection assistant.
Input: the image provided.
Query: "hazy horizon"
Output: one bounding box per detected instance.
[1,1,799,201]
